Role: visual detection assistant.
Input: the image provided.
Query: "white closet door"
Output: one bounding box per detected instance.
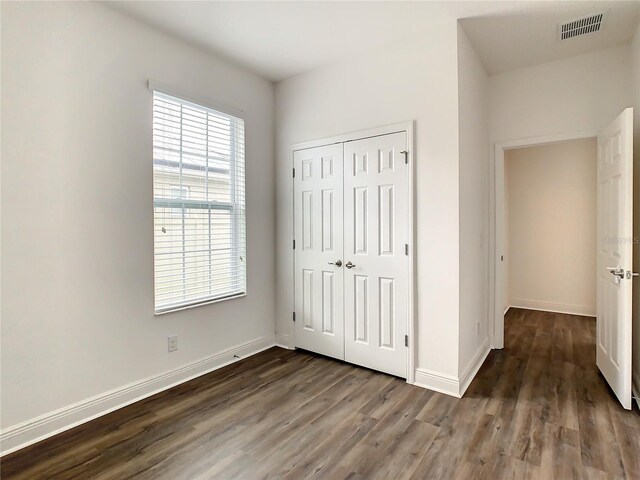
[343,132,408,377]
[294,144,345,360]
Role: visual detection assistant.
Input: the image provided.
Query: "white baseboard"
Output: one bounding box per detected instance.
[413,339,490,399]
[413,368,460,398]
[0,334,275,457]
[275,333,294,349]
[633,371,640,410]
[510,298,595,317]
[459,339,491,397]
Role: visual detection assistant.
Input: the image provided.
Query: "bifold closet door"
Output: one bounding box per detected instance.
[293,144,345,360]
[343,132,409,378]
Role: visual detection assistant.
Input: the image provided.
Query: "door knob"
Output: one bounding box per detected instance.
[345,261,356,269]
[328,260,342,267]
[606,267,625,279]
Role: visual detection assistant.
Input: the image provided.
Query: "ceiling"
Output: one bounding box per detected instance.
[106,1,640,81]
[461,1,639,75]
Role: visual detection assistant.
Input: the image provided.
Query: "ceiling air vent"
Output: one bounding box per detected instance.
[558,11,608,40]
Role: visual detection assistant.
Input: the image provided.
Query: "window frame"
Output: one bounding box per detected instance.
[151,86,247,315]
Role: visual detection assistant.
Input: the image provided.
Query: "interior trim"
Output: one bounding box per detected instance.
[459,339,491,397]
[413,368,460,398]
[275,333,293,349]
[510,299,595,317]
[0,334,276,457]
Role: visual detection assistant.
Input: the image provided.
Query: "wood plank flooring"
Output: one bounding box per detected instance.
[2,308,639,479]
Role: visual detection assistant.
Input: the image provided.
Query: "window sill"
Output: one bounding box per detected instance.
[154,292,246,316]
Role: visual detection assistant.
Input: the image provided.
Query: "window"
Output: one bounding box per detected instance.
[153,91,246,313]
[169,185,189,217]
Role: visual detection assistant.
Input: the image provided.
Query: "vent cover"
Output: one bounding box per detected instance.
[558,11,608,40]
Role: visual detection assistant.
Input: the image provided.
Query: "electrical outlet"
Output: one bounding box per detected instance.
[168,336,178,352]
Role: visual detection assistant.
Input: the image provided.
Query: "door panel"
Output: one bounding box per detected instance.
[354,274,369,343]
[294,144,344,360]
[343,132,408,377]
[354,187,368,254]
[596,108,633,410]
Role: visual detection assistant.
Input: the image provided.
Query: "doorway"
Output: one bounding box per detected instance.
[291,124,415,379]
[504,138,597,318]
[491,109,634,410]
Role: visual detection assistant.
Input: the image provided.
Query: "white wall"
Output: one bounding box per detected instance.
[275,21,462,381]
[505,139,597,316]
[1,1,275,449]
[631,22,640,402]
[457,26,490,386]
[490,45,633,143]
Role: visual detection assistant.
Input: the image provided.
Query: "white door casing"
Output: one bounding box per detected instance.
[596,108,633,410]
[293,144,345,360]
[343,132,409,377]
[492,130,599,350]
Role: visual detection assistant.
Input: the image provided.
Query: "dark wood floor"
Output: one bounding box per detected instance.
[2,308,639,479]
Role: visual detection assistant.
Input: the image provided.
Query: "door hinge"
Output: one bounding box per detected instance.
[405,244,409,256]
[401,150,408,164]
[293,239,296,249]
[292,168,295,178]
[293,312,296,322]
[404,335,408,347]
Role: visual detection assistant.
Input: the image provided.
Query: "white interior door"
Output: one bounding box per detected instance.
[596,107,633,410]
[343,132,409,377]
[294,144,344,360]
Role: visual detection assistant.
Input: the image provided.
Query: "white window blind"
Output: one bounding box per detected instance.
[153,91,246,313]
